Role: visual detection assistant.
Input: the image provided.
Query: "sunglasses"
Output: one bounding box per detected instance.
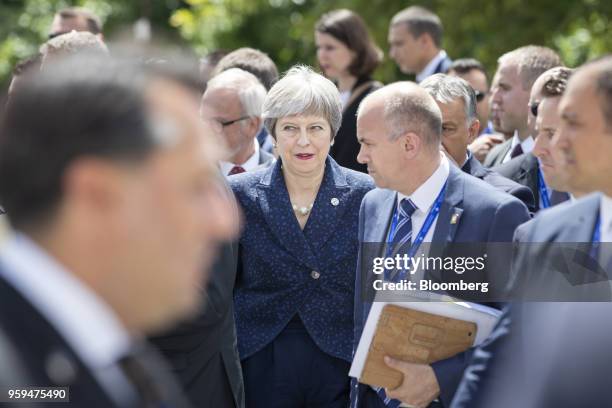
[48,31,68,39]
[474,90,487,103]
[529,101,540,117]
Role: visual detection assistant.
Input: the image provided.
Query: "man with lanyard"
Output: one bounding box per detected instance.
[451,56,612,408]
[351,82,529,408]
[531,67,581,209]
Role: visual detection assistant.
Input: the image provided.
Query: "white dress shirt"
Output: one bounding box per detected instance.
[220,139,260,176]
[416,50,448,83]
[339,90,351,109]
[396,153,450,245]
[501,130,534,164]
[0,233,136,405]
[394,154,449,407]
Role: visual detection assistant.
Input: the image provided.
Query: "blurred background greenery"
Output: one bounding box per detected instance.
[1,0,611,89]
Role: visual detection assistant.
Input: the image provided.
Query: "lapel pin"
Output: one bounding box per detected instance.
[451,213,459,224]
[331,198,339,206]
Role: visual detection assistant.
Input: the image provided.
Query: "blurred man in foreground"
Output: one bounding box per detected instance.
[452,55,612,408]
[0,56,239,407]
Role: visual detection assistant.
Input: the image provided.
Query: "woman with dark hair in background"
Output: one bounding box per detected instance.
[315,9,383,173]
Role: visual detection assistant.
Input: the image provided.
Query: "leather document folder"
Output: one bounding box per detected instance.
[359,304,477,389]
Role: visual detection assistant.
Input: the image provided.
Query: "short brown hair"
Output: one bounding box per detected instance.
[499,45,562,90]
[538,67,574,98]
[315,9,382,78]
[40,31,108,64]
[391,6,443,48]
[214,48,279,91]
[57,7,103,35]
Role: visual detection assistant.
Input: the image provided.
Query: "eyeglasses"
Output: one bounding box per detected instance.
[474,90,487,103]
[529,101,540,117]
[219,116,250,127]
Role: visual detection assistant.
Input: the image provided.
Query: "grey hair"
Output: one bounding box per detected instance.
[360,82,442,151]
[420,73,477,122]
[262,65,342,140]
[206,68,267,118]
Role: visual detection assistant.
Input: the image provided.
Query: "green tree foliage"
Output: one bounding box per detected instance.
[1,0,611,87]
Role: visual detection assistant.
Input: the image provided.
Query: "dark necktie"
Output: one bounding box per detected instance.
[390,198,418,256]
[386,198,418,282]
[550,190,570,206]
[228,165,246,176]
[118,344,191,408]
[510,143,524,159]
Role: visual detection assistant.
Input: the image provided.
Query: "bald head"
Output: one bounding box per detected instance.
[360,81,442,152]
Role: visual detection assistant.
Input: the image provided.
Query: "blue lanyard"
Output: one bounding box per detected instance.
[537,168,551,209]
[590,215,601,260]
[386,182,447,262]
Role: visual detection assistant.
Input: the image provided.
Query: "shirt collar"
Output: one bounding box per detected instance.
[0,233,132,370]
[510,130,535,153]
[600,194,612,241]
[416,50,447,83]
[220,139,260,176]
[398,153,450,214]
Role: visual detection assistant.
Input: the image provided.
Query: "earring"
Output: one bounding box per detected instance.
[330,140,335,147]
[273,142,278,148]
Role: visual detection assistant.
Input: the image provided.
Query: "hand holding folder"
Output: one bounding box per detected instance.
[349,297,501,389]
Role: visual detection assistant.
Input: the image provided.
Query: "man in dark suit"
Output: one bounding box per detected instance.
[151,66,272,408]
[150,242,244,408]
[451,55,612,408]
[200,68,275,177]
[387,6,451,83]
[494,67,575,212]
[420,73,535,212]
[484,46,561,167]
[0,56,239,407]
[352,82,529,408]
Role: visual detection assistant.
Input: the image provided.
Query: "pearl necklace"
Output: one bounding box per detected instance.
[292,203,314,216]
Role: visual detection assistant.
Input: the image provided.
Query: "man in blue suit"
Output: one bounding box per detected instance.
[451,56,612,408]
[388,6,451,83]
[351,82,530,408]
[420,73,536,213]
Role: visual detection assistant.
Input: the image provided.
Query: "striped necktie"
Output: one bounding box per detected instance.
[389,198,418,257]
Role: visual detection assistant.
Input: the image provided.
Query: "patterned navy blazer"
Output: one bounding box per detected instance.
[229,156,374,362]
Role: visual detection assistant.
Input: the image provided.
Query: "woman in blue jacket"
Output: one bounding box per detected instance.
[229,65,374,407]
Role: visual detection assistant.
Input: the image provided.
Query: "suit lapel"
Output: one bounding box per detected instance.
[517,154,539,207]
[557,194,600,242]
[255,161,318,269]
[432,165,464,246]
[364,189,396,245]
[304,159,351,252]
[490,139,512,167]
[464,154,488,179]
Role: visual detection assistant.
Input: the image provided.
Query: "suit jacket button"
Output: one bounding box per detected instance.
[311,270,320,280]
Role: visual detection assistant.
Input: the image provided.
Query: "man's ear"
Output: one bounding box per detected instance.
[418,33,433,49]
[400,131,421,159]
[63,158,127,214]
[247,116,262,138]
[467,118,481,144]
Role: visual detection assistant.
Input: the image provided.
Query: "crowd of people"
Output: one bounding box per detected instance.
[1,4,612,408]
